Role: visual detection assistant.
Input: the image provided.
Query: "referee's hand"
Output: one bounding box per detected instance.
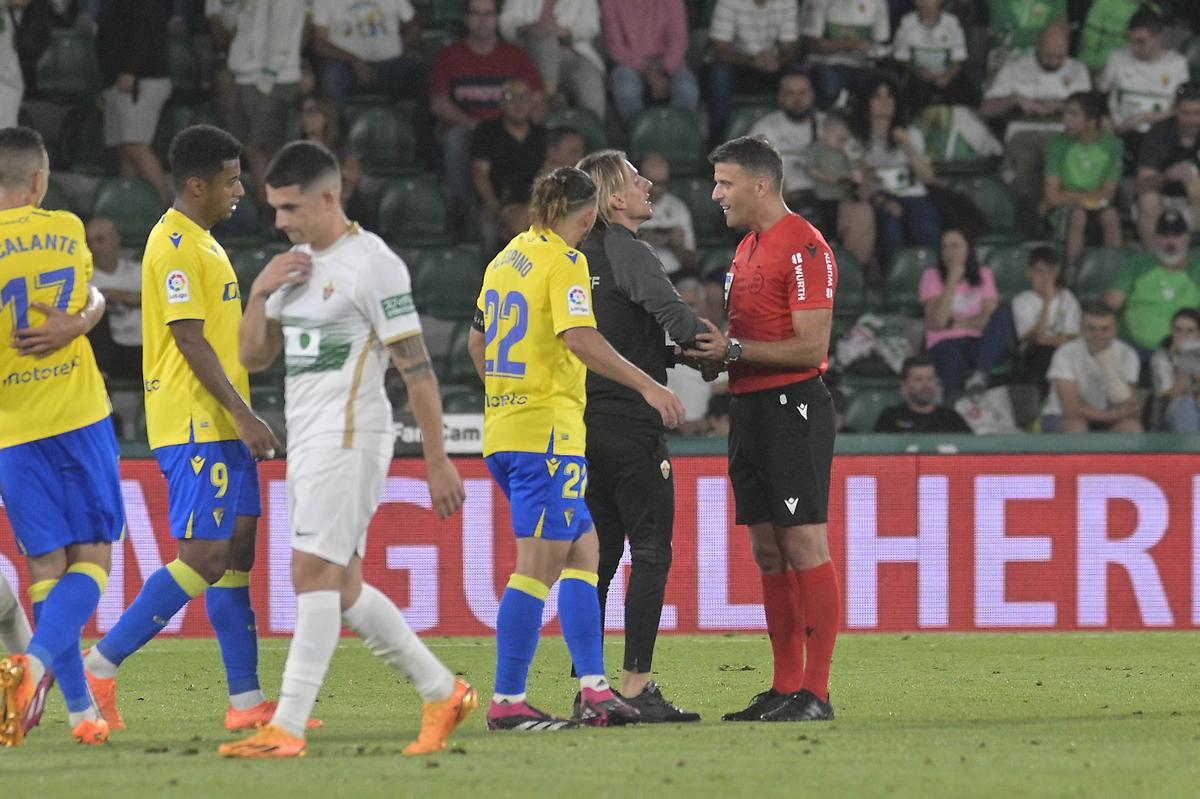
[642,383,687,429]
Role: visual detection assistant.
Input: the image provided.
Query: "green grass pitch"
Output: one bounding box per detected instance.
[4,633,1197,798]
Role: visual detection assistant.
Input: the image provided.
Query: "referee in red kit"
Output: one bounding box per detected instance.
[689,136,839,722]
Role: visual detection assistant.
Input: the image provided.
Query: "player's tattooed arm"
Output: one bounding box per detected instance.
[388,334,436,384]
[388,333,466,518]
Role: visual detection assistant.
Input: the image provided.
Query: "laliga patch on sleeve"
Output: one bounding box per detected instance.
[380,293,415,319]
[166,270,190,304]
[566,285,590,316]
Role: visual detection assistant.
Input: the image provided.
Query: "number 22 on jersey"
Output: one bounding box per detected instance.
[483,288,528,379]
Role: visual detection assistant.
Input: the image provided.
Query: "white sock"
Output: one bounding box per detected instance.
[579,675,610,692]
[68,704,99,727]
[342,584,455,702]
[493,693,526,704]
[0,575,32,653]
[271,590,341,737]
[229,688,267,711]
[84,646,119,679]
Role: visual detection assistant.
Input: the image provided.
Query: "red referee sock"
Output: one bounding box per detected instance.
[760,571,804,694]
[796,561,840,702]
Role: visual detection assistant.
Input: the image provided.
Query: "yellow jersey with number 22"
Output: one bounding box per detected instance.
[476,228,596,457]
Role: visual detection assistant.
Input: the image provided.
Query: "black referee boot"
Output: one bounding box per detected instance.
[760,689,835,722]
[622,682,701,723]
[721,688,788,721]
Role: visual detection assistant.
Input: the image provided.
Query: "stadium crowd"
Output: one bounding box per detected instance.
[5,0,1200,439]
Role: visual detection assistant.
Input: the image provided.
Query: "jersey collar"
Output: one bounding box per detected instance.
[164,207,213,240]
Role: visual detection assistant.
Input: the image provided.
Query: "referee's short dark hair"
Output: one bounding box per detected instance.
[708,135,784,190]
[0,127,48,189]
[265,140,341,191]
[168,124,242,190]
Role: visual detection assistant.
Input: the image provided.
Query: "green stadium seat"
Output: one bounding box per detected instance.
[545,106,606,152]
[981,242,1043,302]
[61,105,119,176]
[443,322,482,386]
[230,244,287,301]
[945,174,1017,240]
[673,176,732,247]
[377,174,451,247]
[1072,247,1131,302]
[167,35,200,97]
[41,177,74,214]
[414,245,484,321]
[832,245,867,318]
[630,106,704,177]
[427,0,468,29]
[35,30,101,103]
[422,28,454,60]
[725,104,774,141]
[442,385,483,412]
[154,103,215,164]
[1185,37,1200,80]
[884,246,938,314]
[346,106,417,175]
[90,179,164,244]
[699,246,735,281]
[844,389,902,433]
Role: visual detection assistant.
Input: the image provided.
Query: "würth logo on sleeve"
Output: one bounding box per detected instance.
[791,252,806,301]
[825,251,835,300]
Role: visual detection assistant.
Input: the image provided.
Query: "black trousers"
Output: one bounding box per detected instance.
[586,426,675,673]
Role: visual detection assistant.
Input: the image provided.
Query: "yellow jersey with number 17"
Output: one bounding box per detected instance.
[142,207,250,450]
[476,228,596,457]
[0,206,109,448]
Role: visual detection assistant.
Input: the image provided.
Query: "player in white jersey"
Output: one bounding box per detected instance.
[220,141,474,759]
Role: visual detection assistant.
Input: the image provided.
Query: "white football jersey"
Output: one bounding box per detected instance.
[1100,47,1189,131]
[265,225,421,452]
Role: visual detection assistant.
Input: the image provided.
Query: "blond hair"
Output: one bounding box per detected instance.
[528,166,597,231]
[575,149,629,226]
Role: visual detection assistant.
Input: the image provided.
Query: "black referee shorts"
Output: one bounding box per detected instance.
[728,377,835,527]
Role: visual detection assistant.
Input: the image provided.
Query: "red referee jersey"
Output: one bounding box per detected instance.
[724,212,837,394]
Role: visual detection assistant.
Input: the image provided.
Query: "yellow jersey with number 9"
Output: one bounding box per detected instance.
[476,228,596,457]
[142,208,249,449]
[0,206,109,448]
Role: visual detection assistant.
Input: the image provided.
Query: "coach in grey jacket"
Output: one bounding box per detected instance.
[574,150,709,723]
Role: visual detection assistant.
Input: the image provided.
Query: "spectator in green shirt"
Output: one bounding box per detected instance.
[1077,0,1141,72]
[1105,208,1200,352]
[1041,90,1124,270]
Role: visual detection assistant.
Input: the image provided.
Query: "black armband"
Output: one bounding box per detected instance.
[664,344,678,366]
[471,307,486,332]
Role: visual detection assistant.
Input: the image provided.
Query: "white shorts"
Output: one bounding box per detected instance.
[102,78,171,146]
[287,445,390,566]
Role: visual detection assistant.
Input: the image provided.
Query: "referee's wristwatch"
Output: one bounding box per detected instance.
[723,337,742,364]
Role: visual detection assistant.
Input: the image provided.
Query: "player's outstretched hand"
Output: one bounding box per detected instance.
[235,409,281,459]
[427,455,466,518]
[14,301,85,358]
[642,383,687,429]
[251,251,313,300]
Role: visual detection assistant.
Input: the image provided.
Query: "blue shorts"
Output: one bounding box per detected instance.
[155,439,261,540]
[0,418,126,558]
[486,451,593,541]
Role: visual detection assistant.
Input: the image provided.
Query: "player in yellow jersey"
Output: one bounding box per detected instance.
[0,127,119,747]
[82,125,306,734]
[468,167,686,730]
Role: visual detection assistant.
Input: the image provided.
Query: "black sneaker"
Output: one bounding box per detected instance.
[721,688,788,721]
[760,689,835,722]
[575,687,640,727]
[486,699,579,731]
[623,682,701,723]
